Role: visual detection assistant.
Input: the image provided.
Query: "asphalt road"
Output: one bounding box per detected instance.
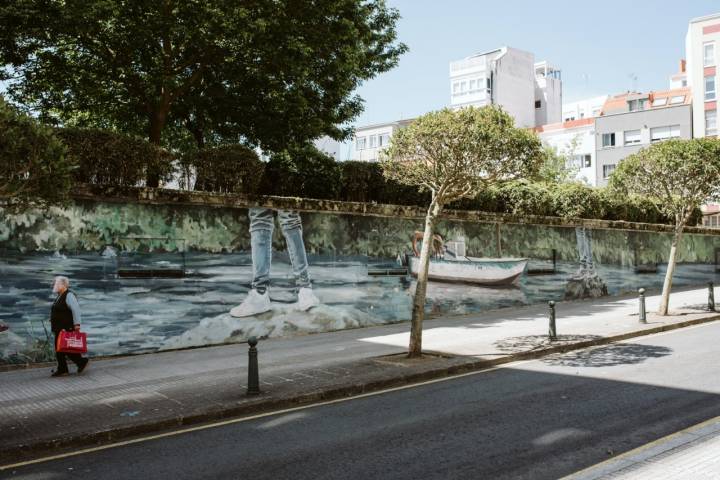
[3,322,720,480]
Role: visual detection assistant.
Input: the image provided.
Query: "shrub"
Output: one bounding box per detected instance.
[57,128,175,187]
[0,97,74,207]
[261,145,342,199]
[182,144,264,194]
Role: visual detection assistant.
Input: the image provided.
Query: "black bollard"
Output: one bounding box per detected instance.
[709,282,716,312]
[548,301,557,341]
[638,288,647,324]
[247,336,260,395]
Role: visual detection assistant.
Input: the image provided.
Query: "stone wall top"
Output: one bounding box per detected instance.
[68,184,720,236]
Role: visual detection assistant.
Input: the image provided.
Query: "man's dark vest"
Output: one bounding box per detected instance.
[50,290,74,334]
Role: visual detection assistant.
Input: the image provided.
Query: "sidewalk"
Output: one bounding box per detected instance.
[1,287,719,464]
[566,416,720,479]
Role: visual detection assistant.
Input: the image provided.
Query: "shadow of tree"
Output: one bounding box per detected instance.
[494,334,602,354]
[542,343,673,368]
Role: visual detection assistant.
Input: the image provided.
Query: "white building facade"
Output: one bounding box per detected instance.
[448,47,561,128]
[352,119,413,162]
[561,95,608,122]
[536,118,597,186]
[686,13,720,138]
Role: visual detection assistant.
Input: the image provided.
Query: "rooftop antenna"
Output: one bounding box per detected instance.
[628,73,638,92]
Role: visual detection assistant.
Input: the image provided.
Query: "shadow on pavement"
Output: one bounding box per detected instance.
[541,343,673,368]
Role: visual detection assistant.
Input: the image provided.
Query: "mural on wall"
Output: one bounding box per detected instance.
[565,227,609,300]
[2,199,720,364]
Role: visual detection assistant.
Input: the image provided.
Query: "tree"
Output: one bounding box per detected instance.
[0,0,407,182]
[610,138,720,315]
[381,106,545,357]
[0,96,75,208]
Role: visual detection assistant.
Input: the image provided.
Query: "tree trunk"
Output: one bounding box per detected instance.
[146,111,167,188]
[658,228,684,315]
[409,200,442,358]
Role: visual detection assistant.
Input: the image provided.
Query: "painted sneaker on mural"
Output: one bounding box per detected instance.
[294,287,320,312]
[230,289,271,317]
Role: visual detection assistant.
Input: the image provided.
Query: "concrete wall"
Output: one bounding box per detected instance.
[594,104,693,186]
[495,48,536,128]
[3,187,720,364]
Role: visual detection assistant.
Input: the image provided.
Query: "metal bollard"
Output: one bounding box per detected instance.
[247,336,260,395]
[638,288,646,324]
[548,301,557,341]
[709,282,716,312]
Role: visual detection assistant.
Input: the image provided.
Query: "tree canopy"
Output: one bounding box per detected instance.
[382,106,544,357]
[610,137,720,314]
[0,0,407,159]
[0,96,75,208]
[382,106,544,207]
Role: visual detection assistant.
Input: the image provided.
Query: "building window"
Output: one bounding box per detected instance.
[601,133,616,148]
[707,110,718,137]
[568,154,592,168]
[628,99,647,112]
[650,125,681,142]
[603,164,616,179]
[535,100,541,109]
[705,75,716,101]
[368,135,377,148]
[624,129,642,145]
[381,133,391,146]
[669,95,685,105]
[651,97,667,107]
[705,42,715,67]
[356,137,366,150]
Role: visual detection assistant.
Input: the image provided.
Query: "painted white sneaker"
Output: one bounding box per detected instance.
[230,290,271,317]
[295,287,320,312]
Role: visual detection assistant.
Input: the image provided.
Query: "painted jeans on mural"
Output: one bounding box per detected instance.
[230,208,319,317]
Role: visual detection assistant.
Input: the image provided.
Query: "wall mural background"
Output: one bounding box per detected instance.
[2,199,720,364]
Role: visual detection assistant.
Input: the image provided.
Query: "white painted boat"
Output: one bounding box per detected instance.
[406,254,528,286]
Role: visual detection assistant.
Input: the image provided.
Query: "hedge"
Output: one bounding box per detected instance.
[45,127,697,225]
[0,98,74,207]
[57,128,175,187]
[181,144,264,194]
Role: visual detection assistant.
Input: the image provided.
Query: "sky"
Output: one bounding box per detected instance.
[350,0,719,129]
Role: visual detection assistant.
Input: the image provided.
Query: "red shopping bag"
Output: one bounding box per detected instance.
[57,330,87,354]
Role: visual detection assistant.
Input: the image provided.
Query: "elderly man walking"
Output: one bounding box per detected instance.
[50,276,88,377]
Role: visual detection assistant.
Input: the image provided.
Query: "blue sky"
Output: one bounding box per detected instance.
[351,0,719,128]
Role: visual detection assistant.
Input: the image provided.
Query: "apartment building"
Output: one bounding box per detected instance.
[352,118,414,162]
[685,13,720,138]
[594,88,693,186]
[536,118,597,186]
[562,95,608,122]
[449,47,561,128]
[353,46,562,162]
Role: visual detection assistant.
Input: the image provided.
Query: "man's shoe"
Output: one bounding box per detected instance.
[51,370,69,377]
[295,287,320,312]
[230,289,271,317]
[77,358,89,374]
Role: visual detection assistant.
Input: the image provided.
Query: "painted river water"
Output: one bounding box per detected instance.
[1,250,718,363]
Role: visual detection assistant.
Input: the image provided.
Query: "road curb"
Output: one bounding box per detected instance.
[3,313,719,467]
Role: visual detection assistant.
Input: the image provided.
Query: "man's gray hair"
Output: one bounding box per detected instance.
[54,276,70,287]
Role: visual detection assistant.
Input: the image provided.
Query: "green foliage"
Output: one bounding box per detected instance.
[0,96,74,207]
[182,144,264,194]
[261,144,342,199]
[382,106,545,206]
[339,161,429,205]
[610,138,720,227]
[535,146,581,184]
[57,128,175,187]
[0,0,407,157]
